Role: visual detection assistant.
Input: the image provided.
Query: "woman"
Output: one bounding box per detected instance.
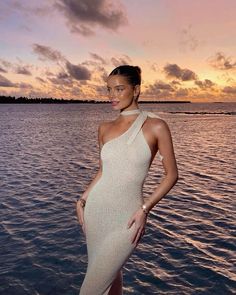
[76,65,178,294]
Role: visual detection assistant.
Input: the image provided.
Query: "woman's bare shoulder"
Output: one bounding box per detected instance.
[98,120,113,135]
[99,120,113,129]
[147,116,167,129]
[146,116,170,139]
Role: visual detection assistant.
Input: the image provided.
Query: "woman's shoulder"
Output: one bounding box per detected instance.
[146,115,170,139]
[99,120,114,128]
[98,120,113,135]
[146,114,167,127]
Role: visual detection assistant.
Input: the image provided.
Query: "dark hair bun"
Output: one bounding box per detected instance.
[109,64,142,86]
[134,66,141,75]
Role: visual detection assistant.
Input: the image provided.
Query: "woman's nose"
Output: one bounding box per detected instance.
[109,90,116,99]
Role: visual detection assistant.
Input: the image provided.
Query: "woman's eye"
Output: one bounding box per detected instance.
[107,87,124,94]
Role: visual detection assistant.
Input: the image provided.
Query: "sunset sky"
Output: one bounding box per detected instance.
[0,0,236,102]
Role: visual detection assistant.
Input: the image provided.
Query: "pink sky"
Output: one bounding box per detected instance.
[0,0,235,102]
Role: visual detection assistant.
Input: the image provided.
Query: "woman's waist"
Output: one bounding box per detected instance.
[87,185,143,208]
[89,188,143,204]
[85,195,142,224]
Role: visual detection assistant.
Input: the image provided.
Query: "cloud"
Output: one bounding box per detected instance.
[111,55,132,67]
[32,44,65,62]
[171,80,181,86]
[179,25,202,51]
[164,63,198,81]
[0,58,11,68]
[222,86,236,94]
[195,79,215,89]
[2,1,52,17]
[32,44,91,81]
[0,67,7,73]
[218,72,235,84]
[0,58,33,75]
[150,63,160,72]
[82,54,131,81]
[100,69,108,82]
[90,52,107,64]
[95,85,107,96]
[143,77,217,100]
[36,77,46,83]
[0,74,15,87]
[47,70,75,86]
[66,61,91,80]
[45,70,55,77]
[17,82,33,89]
[57,71,70,79]
[175,88,189,97]
[151,81,174,91]
[0,74,33,89]
[16,66,32,75]
[0,58,12,73]
[208,52,236,70]
[48,77,72,86]
[54,0,127,36]
[81,59,108,80]
[0,2,54,36]
[144,80,175,98]
[82,60,101,67]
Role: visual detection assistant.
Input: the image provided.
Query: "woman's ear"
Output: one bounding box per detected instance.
[134,84,141,98]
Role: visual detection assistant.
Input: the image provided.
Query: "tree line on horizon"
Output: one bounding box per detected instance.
[0,95,190,104]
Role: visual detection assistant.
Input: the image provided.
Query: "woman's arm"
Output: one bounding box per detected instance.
[144,119,179,212]
[79,122,105,201]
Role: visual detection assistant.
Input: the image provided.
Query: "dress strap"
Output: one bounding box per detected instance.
[126,111,164,161]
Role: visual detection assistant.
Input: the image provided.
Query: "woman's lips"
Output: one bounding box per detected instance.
[111,100,119,106]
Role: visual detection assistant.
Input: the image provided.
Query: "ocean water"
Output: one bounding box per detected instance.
[0,102,235,295]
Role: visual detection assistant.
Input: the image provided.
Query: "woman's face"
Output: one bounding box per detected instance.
[107,75,140,109]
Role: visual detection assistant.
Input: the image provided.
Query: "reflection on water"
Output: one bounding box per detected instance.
[0,103,235,294]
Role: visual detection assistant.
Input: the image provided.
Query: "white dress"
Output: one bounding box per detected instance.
[80,110,163,294]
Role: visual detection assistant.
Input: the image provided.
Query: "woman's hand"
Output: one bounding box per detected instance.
[76,200,86,235]
[127,208,148,246]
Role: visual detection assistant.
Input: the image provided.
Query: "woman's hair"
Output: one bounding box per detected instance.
[108,65,142,86]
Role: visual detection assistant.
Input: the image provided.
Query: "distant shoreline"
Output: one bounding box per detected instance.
[0,96,192,104]
[0,96,230,104]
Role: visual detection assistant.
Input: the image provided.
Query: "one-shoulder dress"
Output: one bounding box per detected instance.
[79,110,163,294]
